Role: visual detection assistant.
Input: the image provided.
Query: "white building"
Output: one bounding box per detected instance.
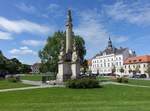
[91,38,135,75]
[31,63,40,74]
[124,55,150,77]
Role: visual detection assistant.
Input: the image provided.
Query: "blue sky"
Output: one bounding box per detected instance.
[0,0,150,64]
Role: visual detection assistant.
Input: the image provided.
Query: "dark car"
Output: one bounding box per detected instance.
[132,75,140,78]
[140,74,147,78]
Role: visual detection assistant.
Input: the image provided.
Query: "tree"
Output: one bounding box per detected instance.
[39,31,86,73]
[145,64,150,75]
[134,66,140,74]
[0,50,8,72]
[112,66,116,74]
[119,67,124,77]
[20,64,31,74]
[119,67,124,73]
[81,59,88,74]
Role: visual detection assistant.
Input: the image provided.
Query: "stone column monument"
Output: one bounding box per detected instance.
[56,9,80,83]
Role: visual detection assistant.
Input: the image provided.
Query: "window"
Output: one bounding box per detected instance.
[104,63,106,67]
[116,62,118,66]
[108,63,110,67]
[119,62,121,66]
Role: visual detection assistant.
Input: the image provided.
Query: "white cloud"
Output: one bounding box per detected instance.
[20,46,29,50]
[47,3,60,13]
[74,9,128,57]
[21,40,46,46]
[104,1,150,26]
[16,3,36,14]
[44,3,63,18]
[0,31,12,40]
[112,36,128,43]
[0,17,53,34]
[74,10,108,46]
[9,46,37,55]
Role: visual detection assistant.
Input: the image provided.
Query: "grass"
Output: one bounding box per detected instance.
[21,75,42,81]
[0,80,32,89]
[96,76,112,81]
[0,85,150,111]
[97,76,150,87]
[128,79,150,86]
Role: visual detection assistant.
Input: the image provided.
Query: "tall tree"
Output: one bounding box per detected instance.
[39,31,86,73]
[145,64,150,75]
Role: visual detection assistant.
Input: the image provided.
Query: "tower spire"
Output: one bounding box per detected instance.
[108,36,112,49]
[67,9,72,22]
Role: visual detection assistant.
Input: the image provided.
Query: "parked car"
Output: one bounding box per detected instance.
[132,74,140,78]
[139,74,147,78]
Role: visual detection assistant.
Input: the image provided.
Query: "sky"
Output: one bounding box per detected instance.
[0,0,150,65]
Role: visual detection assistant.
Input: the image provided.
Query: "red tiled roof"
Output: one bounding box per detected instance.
[88,60,92,66]
[32,63,41,67]
[124,55,150,64]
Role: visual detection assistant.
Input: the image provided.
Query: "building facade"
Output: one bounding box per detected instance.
[91,38,135,75]
[31,63,40,74]
[124,55,150,77]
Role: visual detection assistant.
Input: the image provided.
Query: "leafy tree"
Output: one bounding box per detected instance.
[0,50,31,75]
[20,64,31,74]
[145,64,150,75]
[133,66,140,74]
[39,31,86,73]
[119,67,124,73]
[0,50,8,72]
[111,66,116,74]
[82,59,88,74]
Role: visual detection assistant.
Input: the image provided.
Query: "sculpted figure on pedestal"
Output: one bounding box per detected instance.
[72,40,79,62]
[58,40,65,62]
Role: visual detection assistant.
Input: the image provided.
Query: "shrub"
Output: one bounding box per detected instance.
[115,77,128,83]
[7,76,20,83]
[66,78,101,89]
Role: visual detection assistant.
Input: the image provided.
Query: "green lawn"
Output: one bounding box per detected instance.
[97,76,112,81]
[21,75,42,81]
[0,85,150,111]
[0,80,32,89]
[97,76,150,87]
[128,79,150,86]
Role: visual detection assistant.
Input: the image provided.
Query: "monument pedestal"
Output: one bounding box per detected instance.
[71,62,80,79]
[56,61,72,83]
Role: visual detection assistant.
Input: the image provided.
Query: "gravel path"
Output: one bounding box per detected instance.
[21,80,43,86]
[102,81,150,88]
[0,85,64,93]
[0,80,150,93]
